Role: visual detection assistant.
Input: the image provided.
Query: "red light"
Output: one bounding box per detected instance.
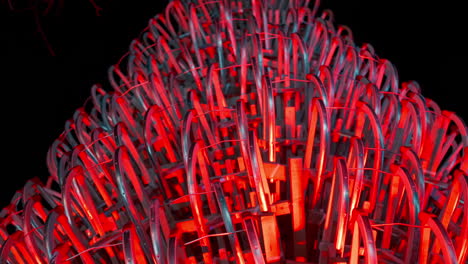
[1,0,467,263]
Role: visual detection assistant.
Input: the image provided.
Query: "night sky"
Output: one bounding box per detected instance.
[1,0,465,208]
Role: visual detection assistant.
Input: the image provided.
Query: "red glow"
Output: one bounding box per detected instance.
[1,0,467,263]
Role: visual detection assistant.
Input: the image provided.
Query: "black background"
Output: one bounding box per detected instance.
[1,0,465,208]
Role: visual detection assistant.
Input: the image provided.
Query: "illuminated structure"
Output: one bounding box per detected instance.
[1,0,467,263]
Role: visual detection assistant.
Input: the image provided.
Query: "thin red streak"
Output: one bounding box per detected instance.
[372,223,429,229]
[169,191,214,205]
[118,81,150,97]
[184,230,245,246]
[65,242,123,262]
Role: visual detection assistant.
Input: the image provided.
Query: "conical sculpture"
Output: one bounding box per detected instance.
[1,0,466,263]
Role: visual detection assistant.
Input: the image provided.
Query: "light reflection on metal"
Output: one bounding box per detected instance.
[1,0,467,263]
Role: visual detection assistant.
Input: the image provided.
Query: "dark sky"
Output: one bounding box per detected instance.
[1,0,465,208]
